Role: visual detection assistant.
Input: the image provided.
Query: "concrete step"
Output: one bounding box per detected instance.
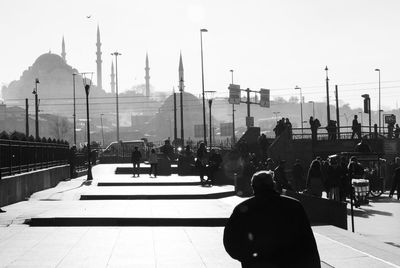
[115,167,180,174]
[80,191,236,200]
[97,181,201,186]
[27,217,228,227]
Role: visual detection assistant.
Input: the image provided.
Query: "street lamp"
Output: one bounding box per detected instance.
[82,73,93,181]
[32,78,40,140]
[72,73,77,145]
[205,91,216,148]
[308,101,315,118]
[200,28,208,144]
[375,68,381,134]
[229,69,236,145]
[295,86,303,137]
[273,111,280,121]
[112,52,121,141]
[100,113,105,147]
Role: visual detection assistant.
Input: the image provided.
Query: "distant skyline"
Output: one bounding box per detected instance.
[1,0,400,110]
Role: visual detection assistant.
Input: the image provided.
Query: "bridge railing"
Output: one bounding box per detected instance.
[291,126,381,140]
[0,139,69,178]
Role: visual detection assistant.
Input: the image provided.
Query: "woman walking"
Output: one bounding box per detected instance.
[149,149,158,178]
[306,160,325,197]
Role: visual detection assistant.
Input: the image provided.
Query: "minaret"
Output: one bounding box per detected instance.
[145,53,150,97]
[178,52,184,92]
[110,61,116,94]
[178,52,185,142]
[96,25,103,90]
[61,36,66,62]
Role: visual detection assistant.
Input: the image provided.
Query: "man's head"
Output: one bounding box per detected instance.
[354,115,358,119]
[134,146,138,151]
[251,170,275,195]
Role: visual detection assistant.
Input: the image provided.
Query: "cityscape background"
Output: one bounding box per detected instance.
[1,0,400,108]
[1,0,400,146]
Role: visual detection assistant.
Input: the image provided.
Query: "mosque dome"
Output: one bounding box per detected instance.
[32,52,67,72]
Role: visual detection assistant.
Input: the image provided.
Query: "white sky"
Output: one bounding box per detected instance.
[1,0,400,110]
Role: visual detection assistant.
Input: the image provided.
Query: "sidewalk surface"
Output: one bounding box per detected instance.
[0,164,399,267]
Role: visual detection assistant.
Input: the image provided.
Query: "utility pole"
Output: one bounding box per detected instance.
[100,114,105,147]
[325,66,331,124]
[25,98,29,137]
[33,78,40,140]
[173,90,177,144]
[72,73,77,145]
[111,52,121,141]
[335,85,340,139]
[230,70,236,145]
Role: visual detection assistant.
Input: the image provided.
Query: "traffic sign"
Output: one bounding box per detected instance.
[246,116,254,128]
[228,84,241,104]
[260,89,270,108]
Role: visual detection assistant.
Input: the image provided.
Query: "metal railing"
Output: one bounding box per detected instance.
[0,139,69,178]
[290,126,387,140]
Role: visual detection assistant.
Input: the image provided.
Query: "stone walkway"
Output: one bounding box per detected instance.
[0,163,399,267]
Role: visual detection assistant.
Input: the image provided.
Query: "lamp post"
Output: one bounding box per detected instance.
[375,69,381,134]
[82,74,93,181]
[273,112,280,121]
[230,69,236,145]
[32,78,40,140]
[100,113,105,147]
[295,86,303,137]
[308,101,315,118]
[72,73,77,145]
[205,90,216,148]
[112,52,121,141]
[325,66,331,124]
[200,28,208,144]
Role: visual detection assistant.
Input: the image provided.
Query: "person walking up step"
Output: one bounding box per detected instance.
[149,148,158,178]
[131,147,142,177]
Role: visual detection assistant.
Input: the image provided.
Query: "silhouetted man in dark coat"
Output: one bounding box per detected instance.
[223,171,321,268]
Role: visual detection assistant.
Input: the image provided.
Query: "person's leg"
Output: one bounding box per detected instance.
[154,164,158,177]
[137,163,140,177]
[390,177,397,197]
[132,162,135,176]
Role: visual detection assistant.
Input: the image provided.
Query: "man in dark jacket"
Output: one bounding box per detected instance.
[223,171,321,268]
[131,147,142,177]
[389,157,400,200]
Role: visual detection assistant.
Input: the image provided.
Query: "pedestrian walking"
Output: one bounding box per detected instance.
[131,146,142,177]
[389,157,400,200]
[223,170,321,268]
[351,115,361,139]
[148,149,158,178]
[310,116,320,141]
[326,158,341,201]
[274,160,292,193]
[292,159,305,192]
[257,133,269,162]
[207,149,222,185]
[306,160,325,197]
[196,142,208,184]
[394,124,400,138]
[338,156,349,201]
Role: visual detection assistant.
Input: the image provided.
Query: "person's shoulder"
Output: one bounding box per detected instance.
[278,195,304,210]
[232,197,257,213]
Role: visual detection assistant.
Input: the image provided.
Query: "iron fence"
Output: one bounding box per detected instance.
[0,139,69,178]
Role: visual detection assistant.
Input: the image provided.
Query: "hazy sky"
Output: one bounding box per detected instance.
[1,0,400,110]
